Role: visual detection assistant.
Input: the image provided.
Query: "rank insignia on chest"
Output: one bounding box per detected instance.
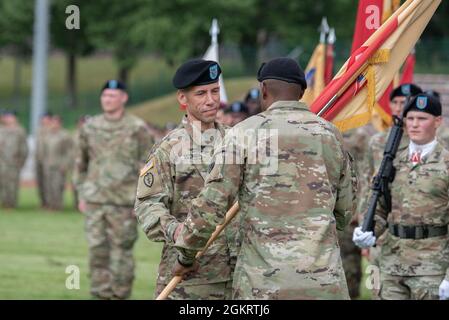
[140,159,154,177]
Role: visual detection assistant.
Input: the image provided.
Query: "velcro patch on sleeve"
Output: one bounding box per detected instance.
[137,157,164,199]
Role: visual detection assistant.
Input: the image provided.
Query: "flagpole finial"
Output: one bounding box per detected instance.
[210,18,220,45]
[319,17,330,43]
[328,28,336,45]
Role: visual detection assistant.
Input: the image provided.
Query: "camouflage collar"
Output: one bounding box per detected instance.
[421,142,444,164]
[266,100,310,112]
[99,112,129,130]
[179,115,225,147]
[399,141,443,165]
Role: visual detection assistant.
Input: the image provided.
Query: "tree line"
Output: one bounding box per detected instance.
[0,0,447,108]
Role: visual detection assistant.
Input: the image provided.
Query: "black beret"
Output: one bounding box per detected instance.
[245,88,260,102]
[389,83,422,101]
[425,90,441,102]
[257,57,307,89]
[403,93,441,117]
[224,101,249,114]
[173,59,221,89]
[41,111,54,118]
[1,109,17,116]
[102,79,127,92]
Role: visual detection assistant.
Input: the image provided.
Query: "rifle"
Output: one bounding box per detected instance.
[361,114,405,233]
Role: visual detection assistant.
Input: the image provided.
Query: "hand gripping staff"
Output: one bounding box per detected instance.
[156,202,240,300]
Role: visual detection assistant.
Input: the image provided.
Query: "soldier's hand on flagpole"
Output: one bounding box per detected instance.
[172,258,199,280]
[361,248,370,258]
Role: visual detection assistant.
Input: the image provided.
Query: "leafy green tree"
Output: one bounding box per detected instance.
[82,0,148,84]
[0,0,34,105]
[51,0,95,108]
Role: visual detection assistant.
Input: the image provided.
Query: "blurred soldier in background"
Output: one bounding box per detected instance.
[222,101,249,127]
[216,101,228,125]
[244,87,262,115]
[72,115,90,209]
[41,115,73,211]
[429,90,449,149]
[338,122,377,299]
[0,110,28,209]
[35,112,54,208]
[73,80,154,300]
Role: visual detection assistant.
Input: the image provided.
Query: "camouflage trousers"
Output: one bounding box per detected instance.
[0,164,21,208]
[338,223,362,299]
[156,281,233,300]
[85,203,138,299]
[379,273,444,300]
[43,166,66,210]
[365,245,382,300]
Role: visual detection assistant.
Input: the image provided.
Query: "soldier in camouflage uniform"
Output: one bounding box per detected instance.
[356,84,423,298]
[358,84,423,220]
[72,115,90,209]
[172,58,356,300]
[35,112,53,208]
[0,110,28,208]
[339,125,376,299]
[73,80,154,299]
[425,90,449,150]
[354,93,449,300]
[41,115,74,210]
[135,59,237,300]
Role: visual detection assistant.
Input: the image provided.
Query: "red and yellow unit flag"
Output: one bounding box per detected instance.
[310,0,441,132]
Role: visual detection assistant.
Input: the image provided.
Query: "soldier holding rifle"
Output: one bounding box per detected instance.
[354,93,449,300]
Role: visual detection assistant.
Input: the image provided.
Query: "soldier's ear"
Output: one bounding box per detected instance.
[260,82,268,100]
[434,116,442,129]
[121,92,129,104]
[177,89,188,106]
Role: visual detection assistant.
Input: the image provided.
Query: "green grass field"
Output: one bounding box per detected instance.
[0,187,162,300]
[0,186,372,300]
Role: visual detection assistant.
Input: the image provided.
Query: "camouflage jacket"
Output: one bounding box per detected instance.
[135,116,236,285]
[374,142,449,279]
[175,101,356,299]
[342,125,376,224]
[42,129,73,171]
[73,112,153,207]
[0,125,28,168]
